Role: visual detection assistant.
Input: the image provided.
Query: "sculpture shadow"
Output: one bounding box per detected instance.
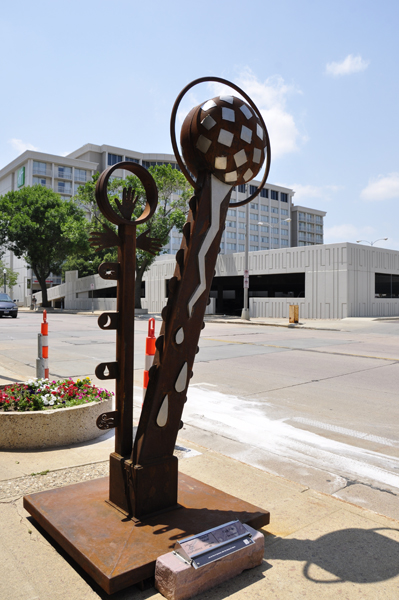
[265,527,399,584]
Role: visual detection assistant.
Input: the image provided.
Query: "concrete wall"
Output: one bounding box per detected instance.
[32,243,399,318]
[347,245,399,317]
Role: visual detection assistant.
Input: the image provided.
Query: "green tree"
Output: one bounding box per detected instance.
[0,260,18,297]
[72,164,192,308]
[0,186,89,307]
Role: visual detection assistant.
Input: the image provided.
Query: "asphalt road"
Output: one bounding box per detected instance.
[1,311,399,518]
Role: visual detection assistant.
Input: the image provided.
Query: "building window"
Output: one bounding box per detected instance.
[375,273,399,298]
[281,208,288,216]
[57,181,72,194]
[260,205,268,212]
[299,212,306,220]
[271,207,278,214]
[226,221,236,228]
[125,156,139,163]
[260,226,268,232]
[261,236,269,243]
[108,153,123,166]
[74,168,87,182]
[251,203,258,210]
[249,185,257,195]
[250,245,258,251]
[226,243,236,250]
[271,217,279,224]
[238,233,245,240]
[281,228,289,235]
[226,231,236,239]
[250,235,258,241]
[57,166,72,179]
[271,190,278,200]
[220,242,225,249]
[237,184,246,193]
[316,235,323,243]
[227,209,236,217]
[272,238,279,244]
[250,213,258,220]
[33,177,47,187]
[238,211,245,218]
[250,224,258,231]
[281,192,288,202]
[272,228,279,234]
[259,217,269,225]
[316,224,323,232]
[281,239,289,246]
[316,216,323,224]
[33,161,48,176]
[239,222,245,229]
[299,241,306,246]
[260,188,268,198]
[238,244,245,251]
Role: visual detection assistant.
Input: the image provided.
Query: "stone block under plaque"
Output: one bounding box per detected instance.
[155,523,264,600]
[174,520,254,568]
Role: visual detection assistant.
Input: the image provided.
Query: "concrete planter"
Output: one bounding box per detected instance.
[0,396,113,450]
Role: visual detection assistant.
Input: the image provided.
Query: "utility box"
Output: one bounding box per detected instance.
[289,305,299,324]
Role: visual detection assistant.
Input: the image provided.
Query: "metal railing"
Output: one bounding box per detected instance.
[33,166,52,177]
[55,169,73,180]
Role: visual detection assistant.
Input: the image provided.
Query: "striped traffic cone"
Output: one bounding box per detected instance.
[143,318,156,400]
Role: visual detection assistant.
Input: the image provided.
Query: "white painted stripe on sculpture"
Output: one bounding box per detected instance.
[175,363,188,393]
[187,176,231,317]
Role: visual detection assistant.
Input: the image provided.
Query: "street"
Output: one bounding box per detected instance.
[1,311,399,518]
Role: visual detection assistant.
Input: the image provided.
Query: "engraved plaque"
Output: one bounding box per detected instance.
[173,520,254,568]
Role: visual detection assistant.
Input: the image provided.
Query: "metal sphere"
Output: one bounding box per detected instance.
[180,95,267,187]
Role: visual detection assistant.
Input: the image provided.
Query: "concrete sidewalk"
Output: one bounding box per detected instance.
[1,430,399,599]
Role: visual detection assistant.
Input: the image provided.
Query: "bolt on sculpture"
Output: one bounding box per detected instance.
[24,77,272,594]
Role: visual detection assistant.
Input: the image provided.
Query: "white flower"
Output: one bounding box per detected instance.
[49,399,54,406]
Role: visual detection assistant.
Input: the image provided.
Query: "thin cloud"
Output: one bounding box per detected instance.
[207,69,304,159]
[360,173,399,201]
[8,139,39,154]
[326,54,369,76]
[287,183,342,202]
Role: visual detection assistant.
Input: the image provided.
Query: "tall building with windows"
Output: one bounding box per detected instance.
[291,205,326,247]
[0,143,326,303]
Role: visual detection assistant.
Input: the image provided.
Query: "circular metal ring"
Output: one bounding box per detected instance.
[170,76,271,207]
[95,162,158,226]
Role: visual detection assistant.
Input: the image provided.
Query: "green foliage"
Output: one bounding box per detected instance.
[0,186,88,306]
[72,164,192,306]
[0,377,113,412]
[0,259,18,292]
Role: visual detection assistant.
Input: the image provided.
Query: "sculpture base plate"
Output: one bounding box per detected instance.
[24,473,270,595]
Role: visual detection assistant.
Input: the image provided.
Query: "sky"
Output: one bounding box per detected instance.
[1,0,398,249]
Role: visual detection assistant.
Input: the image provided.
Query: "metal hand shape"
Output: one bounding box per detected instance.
[89,223,120,252]
[136,230,163,256]
[115,187,139,221]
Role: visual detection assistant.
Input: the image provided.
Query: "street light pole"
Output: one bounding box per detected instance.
[241,192,250,320]
[3,269,6,294]
[356,238,388,246]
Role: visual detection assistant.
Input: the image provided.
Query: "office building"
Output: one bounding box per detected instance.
[0,143,326,303]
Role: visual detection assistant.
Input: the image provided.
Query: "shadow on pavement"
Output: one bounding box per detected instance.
[265,527,399,584]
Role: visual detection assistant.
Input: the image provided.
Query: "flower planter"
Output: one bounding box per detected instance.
[0,396,113,450]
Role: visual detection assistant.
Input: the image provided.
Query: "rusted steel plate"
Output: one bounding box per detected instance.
[24,473,269,595]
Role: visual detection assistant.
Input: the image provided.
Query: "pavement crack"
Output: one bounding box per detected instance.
[246,362,395,395]
[334,477,398,497]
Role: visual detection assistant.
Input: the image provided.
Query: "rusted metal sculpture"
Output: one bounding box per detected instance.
[126,77,271,518]
[23,77,272,594]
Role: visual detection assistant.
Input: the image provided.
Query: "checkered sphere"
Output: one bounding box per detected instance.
[180,95,267,187]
